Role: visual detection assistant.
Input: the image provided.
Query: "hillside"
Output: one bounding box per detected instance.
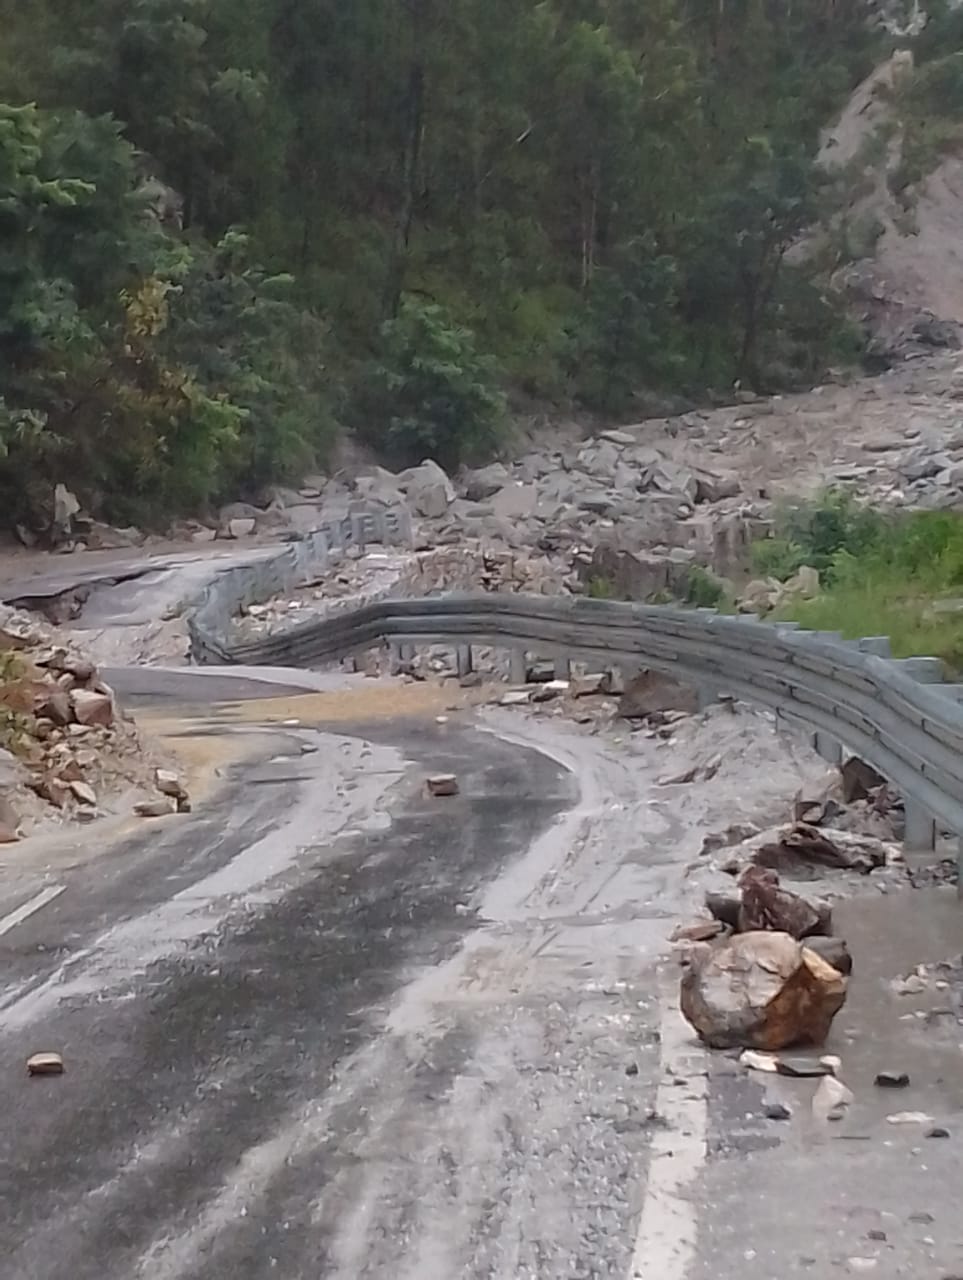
[0,0,882,534]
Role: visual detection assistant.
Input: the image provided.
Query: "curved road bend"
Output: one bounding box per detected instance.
[0,674,678,1280]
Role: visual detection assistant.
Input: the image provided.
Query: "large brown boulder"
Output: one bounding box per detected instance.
[680,930,848,1051]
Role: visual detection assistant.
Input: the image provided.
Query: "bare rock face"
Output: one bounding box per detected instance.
[680,930,848,1051]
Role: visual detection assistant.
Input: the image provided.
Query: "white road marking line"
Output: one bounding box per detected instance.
[0,885,66,938]
[627,987,709,1280]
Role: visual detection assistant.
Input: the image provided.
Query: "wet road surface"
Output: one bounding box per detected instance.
[0,713,669,1280]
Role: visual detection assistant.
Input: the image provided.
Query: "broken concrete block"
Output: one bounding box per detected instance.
[680,930,848,1051]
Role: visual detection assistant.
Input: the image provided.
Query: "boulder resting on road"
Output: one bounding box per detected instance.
[680,930,848,1051]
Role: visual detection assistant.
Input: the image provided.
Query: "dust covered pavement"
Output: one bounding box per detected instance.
[0,669,883,1280]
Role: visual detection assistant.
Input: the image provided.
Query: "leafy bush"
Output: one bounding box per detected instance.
[769,504,963,673]
[684,565,727,608]
[355,297,507,471]
[753,489,885,583]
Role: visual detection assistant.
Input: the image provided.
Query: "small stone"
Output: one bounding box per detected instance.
[69,688,113,728]
[776,1056,835,1078]
[867,1230,887,1242]
[500,690,531,706]
[892,974,926,996]
[874,1070,910,1089]
[625,1062,640,1077]
[927,1126,950,1139]
[426,774,459,797]
[134,797,176,818]
[909,1211,935,1224]
[847,1259,878,1273]
[155,768,188,800]
[740,1049,780,1073]
[764,1101,792,1120]
[887,1111,933,1125]
[68,779,97,806]
[671,919,727,943]
[27,1052,64,1076]
[812,1074,853,1122]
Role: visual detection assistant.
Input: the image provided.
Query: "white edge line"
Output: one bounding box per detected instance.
[0,885,66,937]
[627,985,709,1280]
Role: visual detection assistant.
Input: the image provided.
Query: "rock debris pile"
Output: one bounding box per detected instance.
[0,605,185,837]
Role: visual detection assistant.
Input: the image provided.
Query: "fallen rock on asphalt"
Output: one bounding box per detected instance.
[875,1070,910,1089]
[886,1111,933,1125]
[134,797,177,818]
[739,867,832,939]
[812,1074,854,1122]
[776,1055,838,1078]
[680,929,848,1051]
[748,823,891,875]
[803,936,853,976]
[671,919,729,943]
[740,1049,780,1073]
[764,1101,792,1120]
[426,773,459,797]
[705,886,743,929]
[27,1052,64,1076]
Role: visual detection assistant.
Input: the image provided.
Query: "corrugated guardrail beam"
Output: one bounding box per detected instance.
[188,590,963,859]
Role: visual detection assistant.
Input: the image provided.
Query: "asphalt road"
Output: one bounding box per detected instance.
[0,710,673,1280]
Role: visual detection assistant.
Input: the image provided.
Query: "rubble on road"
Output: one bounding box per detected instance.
[0,604,181,836]
[701,866,833,939]
[706,821,901,879]
[738,867,833,939]
[680,929,848,1051]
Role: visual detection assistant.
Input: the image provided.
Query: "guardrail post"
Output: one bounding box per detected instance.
[350,513,369,552]
[890,656,945,683]
[456,645,473,678]
[813,732,843,764]
[389,642,414,675]
[509,648,527,684]
[697,685,720,712]
[857,636,892,657]
[904,802,937,853]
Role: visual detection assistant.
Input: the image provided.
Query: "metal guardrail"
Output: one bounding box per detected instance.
[186,507,411,664]
[190,591,963,856]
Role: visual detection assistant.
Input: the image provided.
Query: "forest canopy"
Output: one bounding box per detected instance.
[0,0,881,527]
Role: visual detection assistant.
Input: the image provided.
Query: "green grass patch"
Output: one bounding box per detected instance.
[757,493,963,673]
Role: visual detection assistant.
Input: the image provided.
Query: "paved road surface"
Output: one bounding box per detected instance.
[0,700,677,1280]
[1,675,961,1279]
